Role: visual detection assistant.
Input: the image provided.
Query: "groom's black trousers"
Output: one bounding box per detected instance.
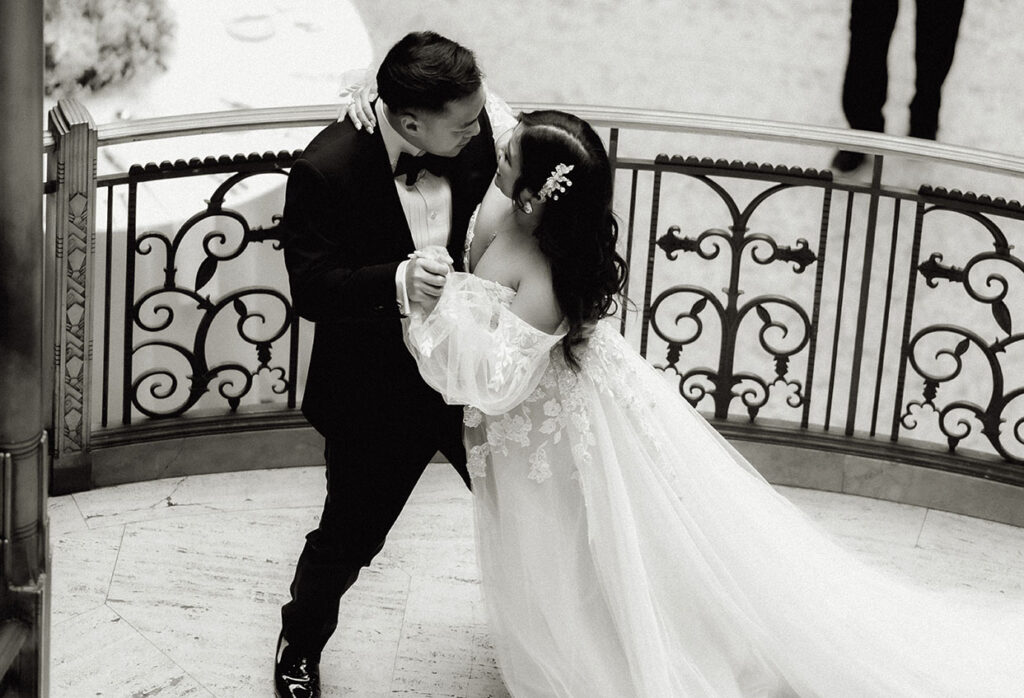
[281,408,469,657]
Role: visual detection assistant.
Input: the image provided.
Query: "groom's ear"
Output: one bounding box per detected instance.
[398,113,420,136]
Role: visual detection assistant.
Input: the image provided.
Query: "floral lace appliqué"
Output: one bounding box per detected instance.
[464,406,483,428]
[486,412,533,453]
[507,354,597,482]
[528,444,552,483]
[462,354,597,484]
[467,442,490,479]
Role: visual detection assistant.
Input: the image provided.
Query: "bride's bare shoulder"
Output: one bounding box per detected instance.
[476,183,507,220]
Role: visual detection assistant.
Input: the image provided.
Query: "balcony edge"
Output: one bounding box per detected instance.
[72,417,1024,528]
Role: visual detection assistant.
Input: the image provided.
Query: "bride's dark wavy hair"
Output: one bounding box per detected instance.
[510,110,628,369]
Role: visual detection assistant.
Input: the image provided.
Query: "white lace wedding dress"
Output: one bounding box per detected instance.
[404,211,1024,697]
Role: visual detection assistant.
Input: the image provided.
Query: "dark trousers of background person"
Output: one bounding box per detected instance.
[841,0,965,140]
[280,411,469,658]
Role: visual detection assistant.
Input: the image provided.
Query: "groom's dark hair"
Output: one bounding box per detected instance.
[376,31,482,114]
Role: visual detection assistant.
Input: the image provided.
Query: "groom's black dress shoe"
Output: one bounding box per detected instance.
[274,634,321,698]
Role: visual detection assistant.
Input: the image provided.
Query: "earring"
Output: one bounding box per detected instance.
[523,202,533,214]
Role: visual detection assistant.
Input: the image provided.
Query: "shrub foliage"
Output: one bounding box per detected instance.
[44,0,176,97]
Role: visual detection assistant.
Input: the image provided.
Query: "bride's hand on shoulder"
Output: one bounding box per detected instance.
[336,75,378,133]
[345,84,377,132]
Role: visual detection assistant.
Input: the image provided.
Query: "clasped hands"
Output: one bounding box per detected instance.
[406,245,454,316]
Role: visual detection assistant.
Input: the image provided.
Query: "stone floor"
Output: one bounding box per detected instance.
[49,462,1024,697]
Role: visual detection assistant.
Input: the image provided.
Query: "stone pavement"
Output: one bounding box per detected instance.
[49,464,1024,696]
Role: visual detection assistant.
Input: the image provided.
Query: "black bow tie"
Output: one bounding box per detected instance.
[394,151,452,186]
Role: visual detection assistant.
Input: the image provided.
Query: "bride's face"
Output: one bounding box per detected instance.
[494,125,523,201]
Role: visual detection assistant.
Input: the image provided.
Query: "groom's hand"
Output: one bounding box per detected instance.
[406,256,451,306]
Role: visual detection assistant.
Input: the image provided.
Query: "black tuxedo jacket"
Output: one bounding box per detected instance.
[283,106,497,439]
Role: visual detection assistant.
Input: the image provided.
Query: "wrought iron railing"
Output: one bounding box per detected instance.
[43,99,1024,493]
[108,154,300,425]
[614,152,1024,485]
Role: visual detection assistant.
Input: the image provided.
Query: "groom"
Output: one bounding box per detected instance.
[276,31,497,697]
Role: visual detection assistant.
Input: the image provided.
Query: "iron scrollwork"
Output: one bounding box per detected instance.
[900,199,1024,461]
[649,161,822,421]
[651,285,811,421]
[126,159,297,422]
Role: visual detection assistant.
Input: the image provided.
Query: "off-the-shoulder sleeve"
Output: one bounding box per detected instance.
[405,273,565,415]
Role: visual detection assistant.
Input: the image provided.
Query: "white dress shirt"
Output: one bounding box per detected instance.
[378,100,453,316]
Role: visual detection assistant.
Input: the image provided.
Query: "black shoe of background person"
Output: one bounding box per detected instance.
[831,149,867,173]
[275,633,321,698]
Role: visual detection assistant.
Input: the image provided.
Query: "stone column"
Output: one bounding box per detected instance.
[0,1,51,694]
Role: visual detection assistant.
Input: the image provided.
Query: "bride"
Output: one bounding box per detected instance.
[351,100,1024,694]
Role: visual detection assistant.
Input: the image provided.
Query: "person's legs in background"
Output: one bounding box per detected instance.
[909,0,965,140]
[834,0,900,172]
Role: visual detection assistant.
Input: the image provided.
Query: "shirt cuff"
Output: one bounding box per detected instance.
[395,260,411,317]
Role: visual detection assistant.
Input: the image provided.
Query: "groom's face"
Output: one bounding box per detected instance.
[405,87,486,158]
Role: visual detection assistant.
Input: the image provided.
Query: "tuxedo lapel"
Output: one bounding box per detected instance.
[360,125,417,259]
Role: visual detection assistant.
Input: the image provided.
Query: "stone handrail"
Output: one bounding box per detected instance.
[43,100,1024,179]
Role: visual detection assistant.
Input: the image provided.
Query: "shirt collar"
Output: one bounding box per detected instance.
[375,99,424,171]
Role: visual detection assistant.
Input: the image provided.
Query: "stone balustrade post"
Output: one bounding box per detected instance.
[46,99,97,494]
